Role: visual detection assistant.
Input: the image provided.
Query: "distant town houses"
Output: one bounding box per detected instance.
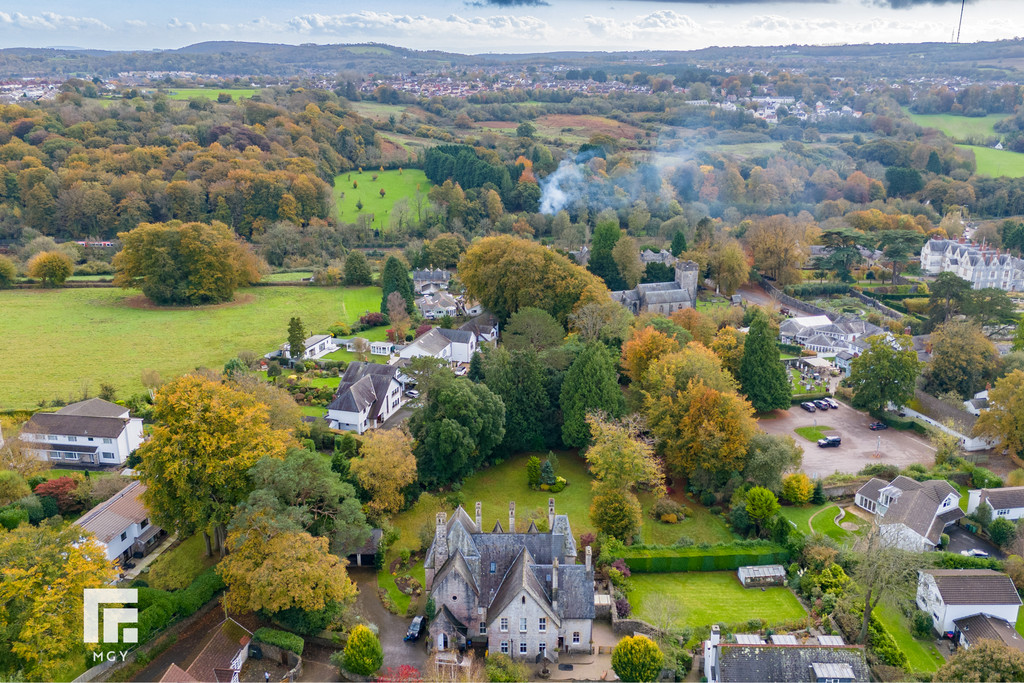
[19,398,144,468]
[855,475,964,552]
[921,237,1024,291]
[75,480,166,564]
[424,500,594,660]
[611,260,699,315]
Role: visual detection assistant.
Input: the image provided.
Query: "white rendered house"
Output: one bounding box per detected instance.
[20,398,144,468]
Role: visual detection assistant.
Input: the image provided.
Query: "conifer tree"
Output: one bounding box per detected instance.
[560,342,624,447]
[739,309,791,413]
[379,256,414,314]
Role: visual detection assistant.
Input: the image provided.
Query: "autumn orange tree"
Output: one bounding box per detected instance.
[349,428,418,520]
[138,374,295,556]
[975,369,1024,458]
[621,326,681,385]
[0,521,115,681]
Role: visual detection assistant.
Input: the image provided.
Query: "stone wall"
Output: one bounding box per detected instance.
[848,290,903,320]
[760,281,835,319]
[252,642,303,682]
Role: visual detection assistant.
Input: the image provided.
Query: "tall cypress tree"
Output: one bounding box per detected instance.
[670,230,688,257]
[483,347,550,454]
[587,219,626,291]
[379,256,414,314]
[560,342,625,447]
[287,317,306,362]
[739,309,791,413]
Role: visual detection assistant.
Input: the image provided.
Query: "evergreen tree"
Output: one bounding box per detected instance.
[483,347,550,454]
[467,351,485,382]
[738,309,791,413]
[344,250,373,286]
[926,150,943,175]
[587,218,626,290]
[288,317,306,363]
[379,256,414,314]
[670,230,688,257]
[811,479,826,505]
[560,342,625,447]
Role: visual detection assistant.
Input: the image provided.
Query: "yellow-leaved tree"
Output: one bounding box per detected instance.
[974,369,1024,458]
[138,374,295,555]
[349,428,418,520]
[0,521,115,681]
[620,326,681,385]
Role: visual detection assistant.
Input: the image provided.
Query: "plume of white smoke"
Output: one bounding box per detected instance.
[539,159,584,215]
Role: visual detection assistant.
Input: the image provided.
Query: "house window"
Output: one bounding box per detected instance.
[490,562,496,573]
[480,622,486,635]
[942,498,951,508]
[539,617,546,633]
[101,452,116,461]
[519,617,527,633]
[120,531,127,542]
[64,452,79,461]
[68,436,77,442]
[141,518,149,529]
[999,509,1011,515]
[500,618,508,632]
[539,642,546,655]
[47,435,57,441]
[88,437,94,441]
[519,642,527,655]
[572,632,580,644]
[500,641,509,654]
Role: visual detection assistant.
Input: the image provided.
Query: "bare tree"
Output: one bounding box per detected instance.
[352,337,371,362]
[851,522,919,644]
[387,290,411,341]
[141,368,163,400]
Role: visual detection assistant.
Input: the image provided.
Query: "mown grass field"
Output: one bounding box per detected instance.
[959,145,1024,178]
[333,168,433,229]
[629,572,807,630]
[905,111,1007,140]
[794,425,834,442]
[0,286,380,409]
[161,88,260,101]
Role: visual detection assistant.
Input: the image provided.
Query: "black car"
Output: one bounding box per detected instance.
[814,399,831,410]
[868,422,888,431]
[817,435,842,448]
[405,615,425,642]
[800,402,816,413]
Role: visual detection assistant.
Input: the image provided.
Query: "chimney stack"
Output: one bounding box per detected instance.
[710,624,721,647]
[552,557,559,613]
[585,545,592,572]
[475,501,482,530]
[548,497,556,529]
[434,511,448,568]
[509,501,515,533]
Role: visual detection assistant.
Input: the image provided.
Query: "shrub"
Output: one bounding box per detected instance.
[136,603,173,643]
[911,610,933,639]
[700,491,716,507]
[0,506,29,530]
[14,495,46,525]
[254,627,305,655]
[649,497,686,520]
[272,602,342,636]
[175,568,225,616]
[33,476,81,513]
[611,635,664,683]
[359,312,387,328]
[615,596,632,618]
[0,471,31,507]
[485,653,530,682]
[781,473,814,505]
[550,476,567,493]
[868,613,908,668]
[341,624,383,676]
[525,456,541,488]
[940,533,950,548]
[989,517,1016,546]
[660,514,678,524]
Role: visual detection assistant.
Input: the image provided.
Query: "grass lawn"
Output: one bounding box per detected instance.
[262,271,314,282]
[160,88,260,101]
[299,405,327,418]
[809,505,867,543]
[779,503,829,533]
[43,468,114,480]
[794,425,834,442]
[378,561,427,615]
[333,169,433,229]
[0,286,380,410]
[638,490,737,545]
[958,144,1024,178]
[629,572,807,630]
[875,603,944,673]
[905,111,1008,141]
[696,299,731,311]
[146,534,219,591]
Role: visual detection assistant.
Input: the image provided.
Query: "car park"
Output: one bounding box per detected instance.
[405,615,425,641]
[825,398,839,409]
[868,421,888,431]
[800,402,816,412]
[817,436,841,448]
[814,399,831,410]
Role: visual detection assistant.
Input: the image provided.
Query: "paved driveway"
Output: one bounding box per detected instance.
[759,404,936,478]
[945,525,1006,560]
[348,568,429,672]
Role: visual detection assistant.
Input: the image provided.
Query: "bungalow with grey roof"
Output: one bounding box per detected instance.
[855,475,964,552]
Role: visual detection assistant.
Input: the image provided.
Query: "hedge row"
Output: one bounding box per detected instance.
[618,542,790,573]
[254,627,305,656]
[860,290,930,303]
[792,392,831,404]
[874,413,930,436]
[784,283,851,297]
[778,343,803,356]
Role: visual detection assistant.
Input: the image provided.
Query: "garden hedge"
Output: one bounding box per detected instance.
[618,542,790,573]
[778,343,803,356]
[253,627,305,656]
[792,392,830,403]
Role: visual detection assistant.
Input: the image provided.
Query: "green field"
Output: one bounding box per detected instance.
[348,101,413,120]
[262,271,314,282]
[905,111,1008,141]
[0,286,380,409]
[159,88,260,101]
[959,145,1024,178]
[875,603,944,673]
[629,572,807,630]
[333,169,433,229]
[779,503,830,532]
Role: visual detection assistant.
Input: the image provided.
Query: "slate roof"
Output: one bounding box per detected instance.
[328,362,401,420]
[403,328,452,356]
[413,268,450,282]
[716,644,869,682]
[876,477,963,544]
[557,563,596,619]
[22,413,129,438]
[923,570,1022,606]
[488,547,559,623]
[979,487,1024,511]
[181,618,251,683]
[75,480,149,544]
[439,327,475,344]
[348,528,382,557]
[56,397,128,418]
[954,614,1024,652]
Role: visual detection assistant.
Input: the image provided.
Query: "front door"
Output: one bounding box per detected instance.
[439,633,449,650]
[557,636,564,651]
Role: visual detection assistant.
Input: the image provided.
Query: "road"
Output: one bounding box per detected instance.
[759,403,936,478]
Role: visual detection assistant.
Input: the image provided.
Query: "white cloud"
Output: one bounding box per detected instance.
[287,11,550,41]
[166,17,197,32]
[0,11,110,31]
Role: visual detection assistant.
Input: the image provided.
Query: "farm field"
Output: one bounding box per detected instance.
[959,145,1024,178]
[160,87,261,101]
[262,271,314,282]
[904,110,1007,140]
[0,286,380,409]
[333,169,433,229]
[629,572,807,630]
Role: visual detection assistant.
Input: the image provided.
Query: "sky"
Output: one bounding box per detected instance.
[0,0,1020,54]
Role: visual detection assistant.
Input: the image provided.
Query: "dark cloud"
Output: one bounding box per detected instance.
[466,0,550,7]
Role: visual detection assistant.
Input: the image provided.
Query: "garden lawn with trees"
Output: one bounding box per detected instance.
[0,285,380,409]
[333,169,433,229]
[628,571,807,630]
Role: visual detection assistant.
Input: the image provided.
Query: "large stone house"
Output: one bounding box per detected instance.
[855,476,964,552]
[20,398,144,468]
[920,238,1024,291]
[424,500,594,661]
[778,315,884,357]
[610,260,699,315]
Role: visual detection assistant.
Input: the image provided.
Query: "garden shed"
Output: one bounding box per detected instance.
[737,564,787,588]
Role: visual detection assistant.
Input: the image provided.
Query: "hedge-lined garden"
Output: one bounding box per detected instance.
[617,541,790,573]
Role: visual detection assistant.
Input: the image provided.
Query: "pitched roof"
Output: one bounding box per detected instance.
[159,664,198,683]
[980,487,1024,511]
[438,327,475,344]
[184,618,251,683]
[557,564,595,620]
[460,312,498,335]
[488,548,559,624]
[954,614,1024,652]
[856,477,888,501]
[22,413,129,438]
[922,570,1022,606]
[329,362,401,419]
[716,644,870,683]
[56,397,128,418]
[877,478,962,543]
[403,328,452,356]
[75,480,150,544]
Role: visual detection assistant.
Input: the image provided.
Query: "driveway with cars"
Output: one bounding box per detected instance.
[944,525,1005,560]
[759,402,937,478]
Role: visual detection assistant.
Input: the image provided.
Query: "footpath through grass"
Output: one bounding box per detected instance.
[333,169,433,229]
[0,285,379,409]
[629,572,807,630]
